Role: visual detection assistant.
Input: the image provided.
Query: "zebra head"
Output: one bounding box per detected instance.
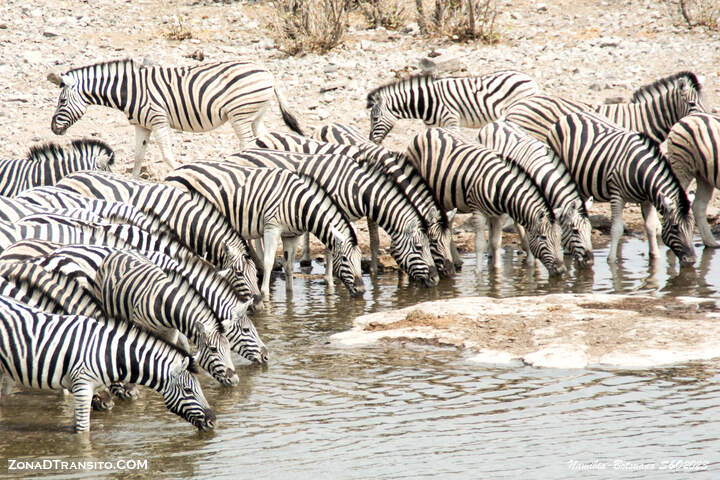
[389,221,439,287]
[659,194,696,267]
[367,94,396,144]
[557,199,594,267]
[70,139,116,172]
[677,73,706,116]
[526,211,566,277]
[330,227,365,296]
[48,72,87,135]
[221,242,264,312]
[224,299,269,364]
[163,357,216,431]
[428,208,458,276]
[193,322,239,387]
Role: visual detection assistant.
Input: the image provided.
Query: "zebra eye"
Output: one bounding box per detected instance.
[208,345,218,353]
[183,386,194,395]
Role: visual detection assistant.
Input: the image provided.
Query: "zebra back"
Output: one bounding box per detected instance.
[478,120,594,265]
[53,171,260,305]
[666,112,720,189]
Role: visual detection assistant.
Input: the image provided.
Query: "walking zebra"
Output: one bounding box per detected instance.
[236,143,438,287]
[504,71,705,143]
[0,139,114,196]
[0,296,215,432]
[0,241,268,364]
[478,120,594,266]
[546,111,696,266]
[165,163,364,298]
[366,70,539,143]
[311,122,457,276]
[666,112,720,247]
[406,128,566,276]
[48,59,304,177]
[94,250,239,386]
[52,171,262,309]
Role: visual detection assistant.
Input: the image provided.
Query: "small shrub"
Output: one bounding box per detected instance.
[679,0,719,31]
[416,0,499,43]
[164,15,193,41]
[274,0,352,55]
[358,0,408,30]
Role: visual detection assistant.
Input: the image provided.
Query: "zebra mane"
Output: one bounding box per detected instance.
[69,138,116,166]
[366,73,435,107]
[631,71,702,102]
[636,133,691,216]
[131,319,199,373]
[25,141,69,162]
[161,268,227,334]
[25,138,115,166]
[64,58,137,76]
[295,172,359,245]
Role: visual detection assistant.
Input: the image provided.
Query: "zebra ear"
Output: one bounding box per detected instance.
[331,227,347,244]
[170,357,189,378]
[195,323,207,349]
[217,268,231,278]
[47,72,63,86]
[233,299,253,321]
[221,318,235,332]
[447,208,458,224]
[584,196,594,211]
[687,191,696,204]
[60,74,76,87]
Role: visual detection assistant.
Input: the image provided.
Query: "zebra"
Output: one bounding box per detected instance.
[406,127,567,276]
[235,144,439,287]
[52,171,262,310]
[503,71,705,143]
[478,120,594,267]
[665,112,720,248]
[0,139,114,196]
[0,241,268,364]
[94,250,240,386]
[311,122,457,276]
[47,59,304,177]
[165,163,365,299]
[366,70,539,144]
[0,296,215,432]
[546,111,696,266]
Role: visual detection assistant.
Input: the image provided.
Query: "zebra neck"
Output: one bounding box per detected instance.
[596,102,672,144]
[79,62,140,114]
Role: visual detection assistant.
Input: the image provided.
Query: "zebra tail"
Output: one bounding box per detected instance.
[274,87,306,136]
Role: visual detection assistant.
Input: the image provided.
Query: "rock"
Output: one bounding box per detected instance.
[43,30,59,37]
[419,54,465,74]
[536,3,548,12]
[604,96,625,104]
[403,22,420,35]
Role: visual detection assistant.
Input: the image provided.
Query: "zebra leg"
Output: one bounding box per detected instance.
[261,226,282,298]
[693,178,719,248]
[154,123,180,171]
[250,104,270,138]
[608,198,626,264]
[472,212,488,274]
[71,383,94,432]
[488,216,504,270]
[324,248,335,293]
[0,371,14,402]
[300,232,312,267]
[282,235,301,292]
[641,202,661,259]
[230,118,255,150]
[368,218,380,276]
[132,126,152,178]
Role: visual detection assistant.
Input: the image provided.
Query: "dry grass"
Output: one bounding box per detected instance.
[163,15,193,41]
[358,0,409,30]
[274,0,352,55]
[416,0,499,43]
[679,0,720,30]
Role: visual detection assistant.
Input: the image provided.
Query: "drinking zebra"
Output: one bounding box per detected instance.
[165,163,365,298]
[48,59,304,177]
[0,296,215,432]
[504,71,705,143]
[406,128,566,276]
[666,113,720,248]
[0,139,114,196]
[52,171,262,309]
[478,120,594,267]
[237,143,438,286]
[546,111,696,266]
[366,70,539,143]
[311,122,457,276]
[0,241,268,363]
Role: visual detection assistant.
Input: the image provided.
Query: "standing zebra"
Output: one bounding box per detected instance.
[165,163,365,298]
[311,122,457,276]
[478,120,594,266]
[366,70,539,143]
[0,296,215,432]
[237,143,438,287]
[504,71,705,143]
[546,111,696,266]
[0,139,114,196]
[0,241,268,364]
[48,59,304,177]
[52,171,262,309]
[666,113,720,247]
[406,128,566,276]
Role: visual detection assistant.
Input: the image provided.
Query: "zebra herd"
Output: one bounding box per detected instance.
[0,57,718,433]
